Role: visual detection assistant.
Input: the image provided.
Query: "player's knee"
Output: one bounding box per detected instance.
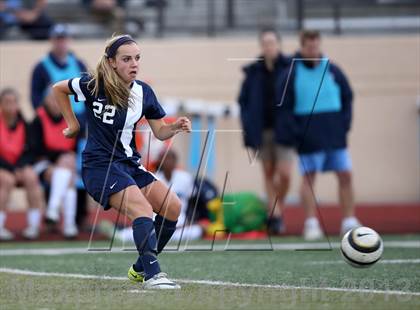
[262,165,275,179]
[167,196,182,221]
[56,154,76,171]
[301,174,315,189]
[337,171,352,187]
[22,168,39,187]
[299,183,307,197]
[279,172,291,186]
[0,171,16,189]
[133,201,153,219]
[122,193,153,220]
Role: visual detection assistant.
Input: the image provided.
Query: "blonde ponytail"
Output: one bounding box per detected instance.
[89,35,136,109]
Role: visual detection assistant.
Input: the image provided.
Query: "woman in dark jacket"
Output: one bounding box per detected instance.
[238,28,294,234]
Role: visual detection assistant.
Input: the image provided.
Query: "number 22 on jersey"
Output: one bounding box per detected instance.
[92,101,116,124]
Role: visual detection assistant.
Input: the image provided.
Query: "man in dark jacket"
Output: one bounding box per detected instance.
[30,24,87,133]
[238,28,294,234]
[277,30,361,240]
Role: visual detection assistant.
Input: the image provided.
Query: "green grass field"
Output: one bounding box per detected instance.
[1,235,419,309]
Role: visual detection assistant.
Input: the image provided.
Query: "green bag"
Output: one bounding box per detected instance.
[222,192,267,233]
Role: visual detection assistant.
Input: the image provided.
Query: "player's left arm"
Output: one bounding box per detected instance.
[148,117,191,141]
[52,80,80,138]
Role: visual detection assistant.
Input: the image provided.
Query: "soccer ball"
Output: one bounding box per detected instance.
[340,226,383,268]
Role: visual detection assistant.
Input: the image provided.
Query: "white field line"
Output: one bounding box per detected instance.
[306,259,420,265]
[127,289,155,294]
[0,267,419,297]
[0,240,418,256]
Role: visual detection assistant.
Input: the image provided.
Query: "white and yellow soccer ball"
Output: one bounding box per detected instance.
[341,226,383,268]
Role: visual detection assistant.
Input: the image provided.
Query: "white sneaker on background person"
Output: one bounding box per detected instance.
[22,226,40,240]
[45,207,60,224]
[340,216,362,235]
[63,225,78,239]
[0,211,14,240]
[0,227,15,241]
[23,208,41,240]
[303,217,324,241]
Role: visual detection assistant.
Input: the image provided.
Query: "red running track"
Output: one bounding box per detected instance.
[2,203,419,241]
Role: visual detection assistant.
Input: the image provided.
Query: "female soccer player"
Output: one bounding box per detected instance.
[52,34,191,289]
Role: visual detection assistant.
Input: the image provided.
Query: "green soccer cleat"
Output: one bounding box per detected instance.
[128,265,145,283]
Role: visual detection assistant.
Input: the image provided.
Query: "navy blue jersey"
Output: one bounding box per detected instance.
[68,75,166,168]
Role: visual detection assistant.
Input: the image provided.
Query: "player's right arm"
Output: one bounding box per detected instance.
[52,80,80,139]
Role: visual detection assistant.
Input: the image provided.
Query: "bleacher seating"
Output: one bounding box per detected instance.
[2,0,158,39]
[47,0,158,38]
[2,0,420,40]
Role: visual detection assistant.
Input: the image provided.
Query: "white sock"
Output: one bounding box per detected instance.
[27,208,41,230]
[0,211,6,229]
[63,188,77,230]
[304,217,320,228]
[47,168,72,220]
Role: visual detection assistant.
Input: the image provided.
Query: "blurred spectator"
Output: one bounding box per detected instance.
[30,23,87,133]
[277,30,360,240]
[187,177,216,225]
[135,117,175,172]
[0,88,45,240]
[82,0,126,33]
[145,0,166,7]
[32,90,79,238]
[238,27,293,235]
[82,0,126,10]
[155,150,195,224]
[0,0,53,40]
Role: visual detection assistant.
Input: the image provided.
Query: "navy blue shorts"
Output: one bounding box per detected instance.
[82,159,156,210]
